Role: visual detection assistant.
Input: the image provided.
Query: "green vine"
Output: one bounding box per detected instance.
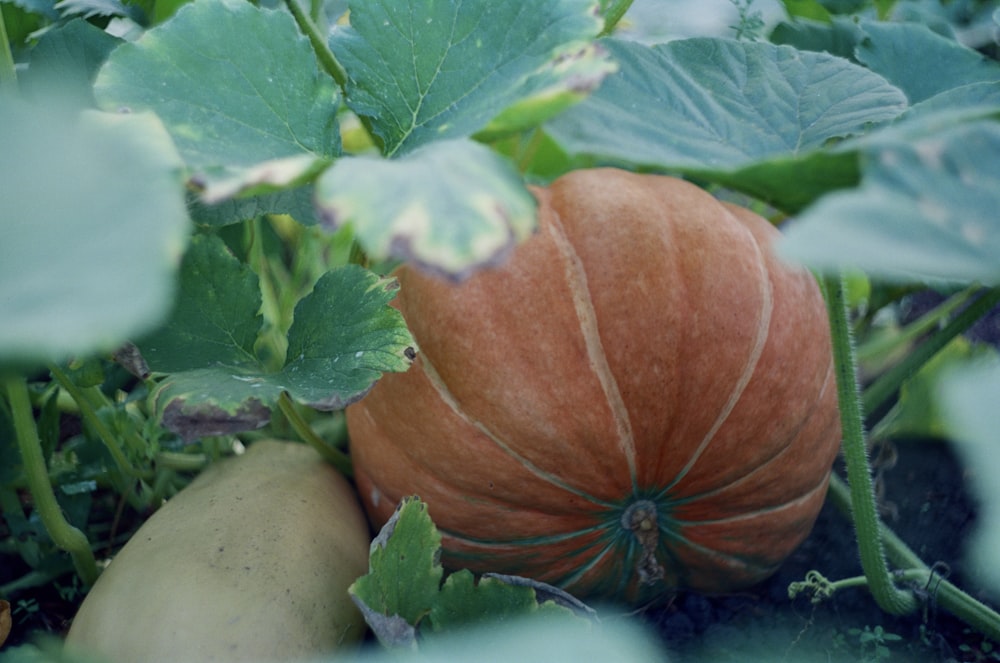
[862,287,1000,416]
[276,392,353,478]
[598,0,633,37]
[48,363,150,481]
[282,0,347,88]
[815,276,1000,640]
[2,375,100,586]
[826,474,1000,642]
[823,274,919,616]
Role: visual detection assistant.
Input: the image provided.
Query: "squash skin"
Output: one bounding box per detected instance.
[65,440,370,662]
[346,168,841,604]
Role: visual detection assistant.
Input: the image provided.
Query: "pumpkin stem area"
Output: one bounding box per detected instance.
[621,500,665,585]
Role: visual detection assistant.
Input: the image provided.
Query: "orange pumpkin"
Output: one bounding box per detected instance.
[346,168,841,604]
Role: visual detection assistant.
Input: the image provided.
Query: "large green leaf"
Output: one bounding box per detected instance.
[330,0,614,157]
[315,139,537,280]
[0,99,189,365]
[769,15,863,61]
[140,235,414,438]
[903,82,1000,121]
[855,21,1000,104]
[543,37,907,211]
[779,120,1000,285]
[94,0,340,196]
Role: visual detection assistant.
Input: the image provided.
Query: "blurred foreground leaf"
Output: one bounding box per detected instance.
[0,99,189,366]
[939,359,1000,593]
[780,121,1000,286]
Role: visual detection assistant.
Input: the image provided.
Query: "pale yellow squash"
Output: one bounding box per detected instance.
[66,440,370,662]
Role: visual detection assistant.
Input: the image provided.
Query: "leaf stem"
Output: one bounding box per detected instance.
[856,285,978,368]
[598,0,633,37]
[155,450,208,473]
[2,374,100,586]
[276,392,353,477]
[827,473,1000,641]
[862,287,1000,416]
[823,274,918,616]
[283,0,348,88]
[48,363,148,480]
[0,7,17,91]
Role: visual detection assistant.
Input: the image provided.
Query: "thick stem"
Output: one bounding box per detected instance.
[48,363,147,480]
[3,375,100,586]
[855,285,978,368]
[599,0,633,37]
[828,474,1000,641]
[824,274,918,615]
[283,0,348,88]
[276,392,353,477]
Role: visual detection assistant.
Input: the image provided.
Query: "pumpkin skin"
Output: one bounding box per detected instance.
[346,168,841,605]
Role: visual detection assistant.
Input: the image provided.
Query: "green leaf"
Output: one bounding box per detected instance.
[94,0,340,193]
[19,18,121,106]
[544,37,907,211]
[330,0,614,157]
[350,498,444,634]
[938,358,1000,593]
[855,21,1000,104]
[0,99,189,365]
[138,234,261,372]
[140,235,414,438]
[315,139,537,280]
[780,0,832,22]
[430,572,565,632]
[779,121,1000,286]
[187,187,322,227]
[904,82,1000,121]
[55,0,143,21]
[349,497,590,651]
[3,0,59,19]
[769,15,863,61]
[280,266,416,410]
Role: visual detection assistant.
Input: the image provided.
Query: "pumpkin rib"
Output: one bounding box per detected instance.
[416,344,617,508]
[659,207,775,495]
[545,205,639,491]
[670,474,831,527]
[438,519,611,547]
[653,483,834,589]
[660,358,838,508]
